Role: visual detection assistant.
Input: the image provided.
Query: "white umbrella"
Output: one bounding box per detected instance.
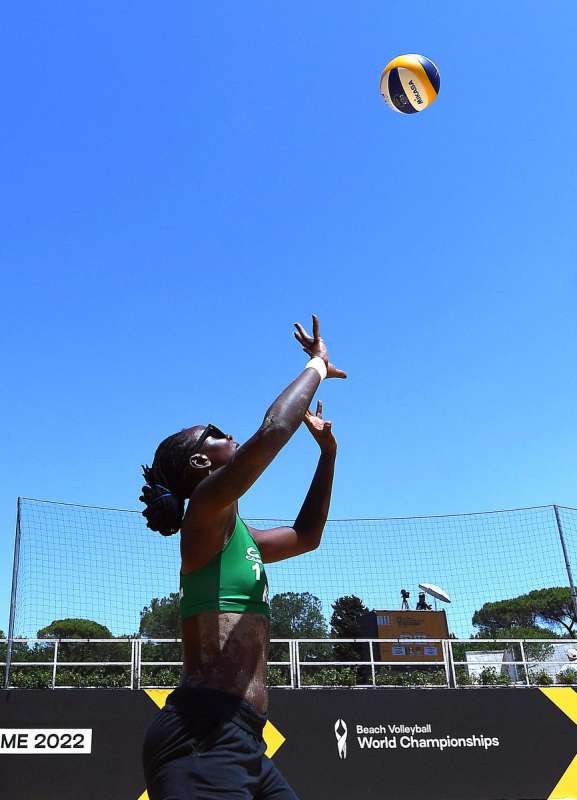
[418,583,452,605]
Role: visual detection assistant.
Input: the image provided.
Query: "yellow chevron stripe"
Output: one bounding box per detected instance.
[541,688,577,799]
[263,720,286,758]
[548,752,577,800]
[144,688,172,709]
[541,687,577,725]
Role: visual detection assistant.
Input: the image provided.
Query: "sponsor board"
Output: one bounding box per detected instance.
[0,728,92,754]
[2,688,577,799]
[334,718,347,759]
[272,688,577,800]
[347,721,499,753]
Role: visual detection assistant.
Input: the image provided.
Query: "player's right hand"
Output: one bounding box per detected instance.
[293,314,347,379]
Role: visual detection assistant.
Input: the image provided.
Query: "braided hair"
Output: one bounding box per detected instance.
[140,428,202,536]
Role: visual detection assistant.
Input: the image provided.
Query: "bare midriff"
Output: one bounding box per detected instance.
[181,610,270,714]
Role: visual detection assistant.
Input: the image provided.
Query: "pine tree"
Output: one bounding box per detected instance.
[331,595,370,682]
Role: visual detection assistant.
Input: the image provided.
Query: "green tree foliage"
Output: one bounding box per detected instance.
[331,595,369,641]
[37,617,119,663]
[527,588,577,637]
[33,618,131,686]
[270,592,327,639]
[479,625,558,640]
[469,590,572,677]
[473,598,534,634]
[269,591,327,674]
[138,593,182,684]
[330,595,370,683]
[530,669,554,686]
[482,625,556,663]
[38,618,112,639]
[6,618,132,688]
[556,668,577,685]
[473,588,577,638]
[139,593,180,638]
[376,668,447,687]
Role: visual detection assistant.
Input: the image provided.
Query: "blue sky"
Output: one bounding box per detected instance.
[1,2,577,636]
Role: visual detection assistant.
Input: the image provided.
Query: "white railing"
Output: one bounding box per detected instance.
[1,638,576,689]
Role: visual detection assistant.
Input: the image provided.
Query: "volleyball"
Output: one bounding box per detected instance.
[380,54,440,114]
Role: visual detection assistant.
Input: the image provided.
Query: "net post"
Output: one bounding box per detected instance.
[519,640,531,686]
[51,640,59,689]
[444,639,457,688]
[295,641,301,688]
[5,498,22,689]
[137,638,143,690]
[553,505,577,625]
[130,639,137,690]
[441,640,449,687]
[289,640,296,688]
[369,640,376,687]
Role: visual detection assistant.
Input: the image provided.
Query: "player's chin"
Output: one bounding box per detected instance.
[215,442,238,466]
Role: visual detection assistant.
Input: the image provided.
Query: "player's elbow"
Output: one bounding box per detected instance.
[259,415,293,446]
[294,529,322,553]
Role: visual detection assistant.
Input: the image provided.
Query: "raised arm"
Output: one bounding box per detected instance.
[251,400,337,562]
[189,316,345,515]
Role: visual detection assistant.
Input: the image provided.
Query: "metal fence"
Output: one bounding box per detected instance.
[2,638,576,689]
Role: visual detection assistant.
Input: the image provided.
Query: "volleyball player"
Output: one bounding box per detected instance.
[140,315,345,799]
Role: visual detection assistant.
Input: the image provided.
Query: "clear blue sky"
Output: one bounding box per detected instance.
[2,2,577,635]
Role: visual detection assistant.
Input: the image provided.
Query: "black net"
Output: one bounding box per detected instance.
[10,498,577,639]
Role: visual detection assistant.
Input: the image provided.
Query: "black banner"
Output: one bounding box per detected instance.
[1,687,577,800]
[271,687,577,800]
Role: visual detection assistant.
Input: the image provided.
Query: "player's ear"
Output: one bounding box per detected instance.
[189,453,212,470]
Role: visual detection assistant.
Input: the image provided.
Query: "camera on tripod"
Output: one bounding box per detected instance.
[400,589,410,610]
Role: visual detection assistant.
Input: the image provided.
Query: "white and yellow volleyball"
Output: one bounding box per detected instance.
[380,54,440,114]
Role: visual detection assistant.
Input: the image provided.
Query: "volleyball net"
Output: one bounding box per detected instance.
[6,498,577,641]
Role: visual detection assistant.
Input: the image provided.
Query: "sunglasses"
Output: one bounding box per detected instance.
[193,424,227,455]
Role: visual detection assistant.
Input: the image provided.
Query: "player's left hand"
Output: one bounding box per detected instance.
[303,400,336,454]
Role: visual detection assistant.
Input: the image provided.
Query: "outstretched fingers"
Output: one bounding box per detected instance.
[312,314,320,341]
[293,322,311,343]
[294,314,320,347]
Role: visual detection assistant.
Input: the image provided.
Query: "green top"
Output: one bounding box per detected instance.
[179,515,270,619]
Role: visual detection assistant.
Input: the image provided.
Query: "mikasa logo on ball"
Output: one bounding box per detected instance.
[408,80,423,104]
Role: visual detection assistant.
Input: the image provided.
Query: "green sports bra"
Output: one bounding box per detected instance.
[179,516,270,619]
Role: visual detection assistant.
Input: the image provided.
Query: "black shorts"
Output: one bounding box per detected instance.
[142,686,299,800]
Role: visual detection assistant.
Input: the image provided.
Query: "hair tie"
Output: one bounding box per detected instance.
[152,492,172,503]
[149,483,173,504]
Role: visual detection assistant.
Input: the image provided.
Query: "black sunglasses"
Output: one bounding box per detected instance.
[193,424,227,454]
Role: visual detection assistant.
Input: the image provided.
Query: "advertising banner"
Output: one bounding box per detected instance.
[1,687,577,800]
